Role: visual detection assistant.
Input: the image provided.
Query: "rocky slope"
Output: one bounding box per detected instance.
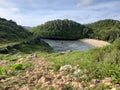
[1,56,119,90]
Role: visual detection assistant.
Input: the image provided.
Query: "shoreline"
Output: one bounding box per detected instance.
[80,39,110,47]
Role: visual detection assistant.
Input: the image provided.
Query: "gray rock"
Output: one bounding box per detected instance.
[60,65,72,71]
[28,53,37,59]
[73,69,82,76]
[7,70,14,75]
[15,54,22,58]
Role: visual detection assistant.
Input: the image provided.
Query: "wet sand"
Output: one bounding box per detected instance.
[80,39,110,47]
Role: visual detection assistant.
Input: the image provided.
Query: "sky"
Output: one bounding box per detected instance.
[0,0,120,26]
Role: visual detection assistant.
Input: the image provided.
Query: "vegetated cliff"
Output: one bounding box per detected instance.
[0,17,32,43]
[85,19,120,42]
[31,19,92,40]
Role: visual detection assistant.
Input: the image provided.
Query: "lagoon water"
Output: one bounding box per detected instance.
[43,39,95,52]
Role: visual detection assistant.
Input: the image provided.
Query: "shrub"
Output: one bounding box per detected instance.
[12,64,23,70]
[0,66,5,74]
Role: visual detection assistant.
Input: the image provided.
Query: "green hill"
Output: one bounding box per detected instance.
[85,19,120,42]
[31,19,92,40]
[30,19,120,42]
[0,17,31,43]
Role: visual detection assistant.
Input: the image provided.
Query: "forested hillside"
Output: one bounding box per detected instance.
[86,19,120,42]
[31,19,120,42]
[0,17,32,43]
[31,19,92,40]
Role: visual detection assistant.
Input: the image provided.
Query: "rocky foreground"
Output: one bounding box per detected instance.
[0,55,120,90]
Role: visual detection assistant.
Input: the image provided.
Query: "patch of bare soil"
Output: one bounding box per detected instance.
[0,56,119,90]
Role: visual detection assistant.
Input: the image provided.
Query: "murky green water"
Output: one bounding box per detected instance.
[43,39,95,52]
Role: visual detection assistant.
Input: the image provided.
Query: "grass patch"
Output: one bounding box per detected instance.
[12,64,23,70]
[9,39,54,54]
[12,62,32,70]
[0,54,19,61]
[0,66,5,74]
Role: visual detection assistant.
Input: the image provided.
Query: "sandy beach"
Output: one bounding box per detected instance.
[80,39,110,47]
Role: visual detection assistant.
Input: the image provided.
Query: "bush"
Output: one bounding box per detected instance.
[23,62,32,68]
[12,64,23,70]
[0,66,5,74]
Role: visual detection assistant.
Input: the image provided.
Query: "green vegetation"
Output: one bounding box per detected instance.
[31,19,92,39]
[8,39,54,54]
[0,54,18,61]
[0,66,5,74]
[12,64,24,70]
[46,38,120,83]
[0,17,32,45]
[12,62,32,70]
[1,37,120,89]
[31,19,120,42]
[0,38,53,76]
[86,19,120,42]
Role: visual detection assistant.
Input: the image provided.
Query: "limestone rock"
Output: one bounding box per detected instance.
[60,65,72,71]
[73,69,82,76]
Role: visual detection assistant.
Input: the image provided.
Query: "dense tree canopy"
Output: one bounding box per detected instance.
[31,19,92,40]
[0,17,31,42]
[1,17,119,43]
[31,19,120,42]
[85,19,120,42]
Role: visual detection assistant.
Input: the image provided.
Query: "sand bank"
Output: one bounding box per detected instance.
[80,39,110,47]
